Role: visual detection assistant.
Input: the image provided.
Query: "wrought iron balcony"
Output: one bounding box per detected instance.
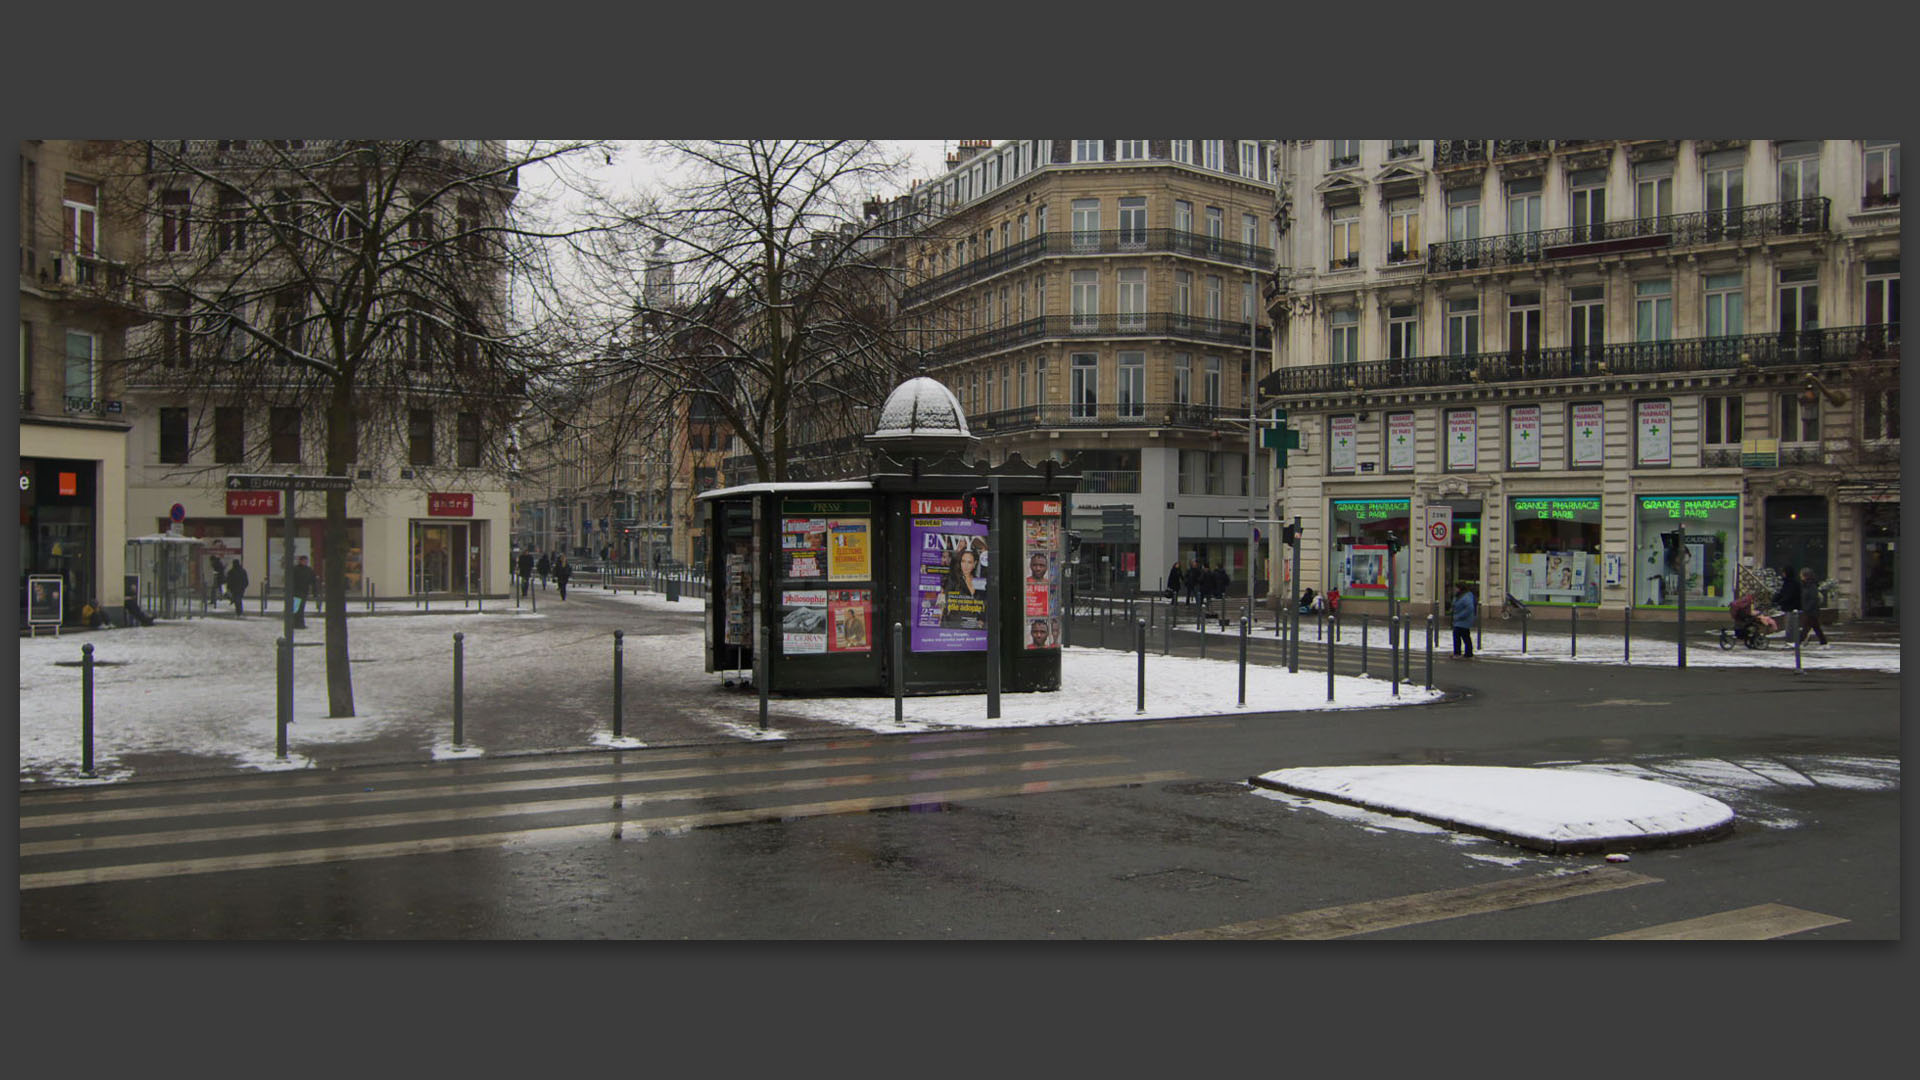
[1329,154,1360,169]
[1863,190,1900,210]
[1701,448,1742,468]
[1427,197,1831,274]
[1493,140,1550,157]
[1387,143,1422,160]
[970,400,1248,437]
[1260,324,1899,398]
[900,228,1274,308]
[1435,140,1488,166]
[931,313,1271,364]
[1328,255,1360,271]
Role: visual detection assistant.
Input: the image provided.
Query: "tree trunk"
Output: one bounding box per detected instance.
[323,386,357,718]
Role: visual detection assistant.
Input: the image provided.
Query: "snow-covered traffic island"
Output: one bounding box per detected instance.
[1252,765,1736,854]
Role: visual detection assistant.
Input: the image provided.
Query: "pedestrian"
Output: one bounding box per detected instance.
[225,559,250,617]
[1184,558,1201,608]
[518,549,535,598]
[537,552,551,587]
[1450,581,1475,658]
[554,555,572,600]
[289,554,317,629]
[1327,586,1341,617]
[1796,567,1828,646]
[1773,565,1801,620]
[1165,561,1184,603]
[1212,565,1231,628]
[207,554,225,608]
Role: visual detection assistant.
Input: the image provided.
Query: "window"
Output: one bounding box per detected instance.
[1205,275,1223,321]
[331,186,366,241]
[1117,140,1147,160]
[1569,284,1605,362]
[1240,141,1261,178]
[1704,152,1745,234]
[1507,177,1543,234]
[1634,279,1673,341]
[403,303,435,370]
[1388,199,1420,262]
[1778,392,1819,444]
[1242,280,1256,322]
[1778,142,1821,202]
[1864,259,1899,329]
[1330,308,1358,366]
[1118,196,1147,248]
[410,408,435,465]
[1446,297,1479,355]
[1205,206,1224,248]
[64,331,95,403]
[1036,204,1047,234]
[1327,140,1359,169]
[270,406,302,464]
[271,289,305,361]
[1635,495,1740,606]
[159,407,190,464]
[1387,303,1419,360]
[1117,351,1144,417]
[1569,170,1606,241]
[1634,160,1673,226]
[1329,498,1412,599]
[1173,270,1192,316]
[1242,212,1260,254]
[1173,199,1193,234]
[1171,140,1193,165]
[1116,268,1146,330]
[1328,206,1359,269]
[1173,353,1192,404]
[1704,273,1744,337]
[1018,213,1029,243]
[1071,198,1100,249]
[1445,187,1480,241]
[1388,139,1421,160]
[1863,140,1899,208]
[1000,364,1011,410]
[1073,140,1102,163]
[1508,497,1603,604]
[1704,394,1743,447]
[1070,353,1098,419]
[1000,221,1010,252]
[1202,141,1223,171]
[1203,355,1222,406]
[160,190,191,252]
[1017,359,1029,407]
[1070,269,1099,330]
[1508,290,1541,359]
[1863,384,1900,441]
[458,413,481,467]
[1778,266,1819,339]
[161,291,192,365]
[1036,356,1048,404]
[63,177,98,257]
[215,406,244,463]
[217,189,248,253]
[999,286,1010,326]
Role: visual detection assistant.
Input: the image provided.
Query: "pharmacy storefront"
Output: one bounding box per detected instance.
[1329,497,1412,600]
[1633,494,1741,607]
[1507,495,1603,607]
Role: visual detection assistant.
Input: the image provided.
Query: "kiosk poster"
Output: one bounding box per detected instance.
[780,589,829,654]
[781,518,827,580]
[828,589,872,652]
[27,574,62,626]
[1022,516,1062,648]
[826,519,871,581]
[909,508,989,653]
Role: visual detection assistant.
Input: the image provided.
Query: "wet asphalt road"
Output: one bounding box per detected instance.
[19,615,1900,938]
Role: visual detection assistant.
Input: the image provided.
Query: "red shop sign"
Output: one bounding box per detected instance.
[226,491,282,515]
[428,492,474,517]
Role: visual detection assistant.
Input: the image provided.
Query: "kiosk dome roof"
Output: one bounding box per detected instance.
[872,377,970,438]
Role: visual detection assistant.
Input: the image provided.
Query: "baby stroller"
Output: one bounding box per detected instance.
[1720,595,1774,650]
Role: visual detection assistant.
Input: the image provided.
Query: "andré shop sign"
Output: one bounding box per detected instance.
[428,493,474,517]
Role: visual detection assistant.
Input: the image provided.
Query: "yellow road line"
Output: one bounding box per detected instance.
[1154,867,1660,940]
[21,770,1189,890]
[1596,903,1848,940]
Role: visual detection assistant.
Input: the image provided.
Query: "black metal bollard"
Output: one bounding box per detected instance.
[1326,613,1336,702]
[80,643,96,777]
[1199,606,1208,658]
[1791,611,1802,673]
[1571,604,1578,658]
[1361,613,1370,676]
[1403,615,1412,682]
[1163,601,1172,656]
[612,629,624,739]
[1238,617,1248,706]
[453,631,466,748]
[1390,615,1400,697]
[1101,595,1109,649]
[276,637,291,760]
[893,622,905,724]
[1425,614,1435,690]
[1521,607,1529,653]
[1623,605,1632,664]
[1137,619,1147,714]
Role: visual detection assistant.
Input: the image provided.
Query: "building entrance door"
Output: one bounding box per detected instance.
[412,522,471,595]
[1861,502,1898,619]
[1764,495,1828,580]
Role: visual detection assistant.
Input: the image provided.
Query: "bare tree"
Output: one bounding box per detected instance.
[118,138,605,717]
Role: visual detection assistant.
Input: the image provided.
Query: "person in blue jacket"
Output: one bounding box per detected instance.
[1451,580,1476,659]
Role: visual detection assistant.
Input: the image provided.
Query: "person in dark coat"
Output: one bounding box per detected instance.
[553,555,572,600]
[225,560,250,616]
[1211,566,1232,627]
[1796,567,1828,645]
[207,555,226,607]
[518,549,535,597]
[289,554,317,629]
[537,552,552,587]
[1773,565,1801,616]
[1450,581,1475,658]
[1184,559,1201,607]
[1166,562,1184,602]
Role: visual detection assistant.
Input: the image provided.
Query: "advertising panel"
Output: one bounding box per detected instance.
[1509,405,1541,468]
[1636,399,1672,466]
[781,517,828,579]
[780,589,829,654]
[1386,412,1416,472]
[1571,403,1605,467]
[828,589,872,652]
[1329,414,1358,475]
[910,513,989,652]
[1445,409,1477,469]
[1022,515,1062,649]
[826,519,871,581]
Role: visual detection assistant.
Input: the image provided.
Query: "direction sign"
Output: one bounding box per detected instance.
[226,473,354,492]
[1425,505,1453,547]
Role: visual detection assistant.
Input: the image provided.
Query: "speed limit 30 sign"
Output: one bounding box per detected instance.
[1425,505,1453,546]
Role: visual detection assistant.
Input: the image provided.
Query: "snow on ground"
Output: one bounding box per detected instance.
[1302,616,1901,672]
[1254,764,1736,853]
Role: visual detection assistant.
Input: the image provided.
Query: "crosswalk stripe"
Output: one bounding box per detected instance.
[21,742,1079,828]
[21,770,1190,890]
[1152,867,1660,940]
[1595,904,1848,940]
[20,755,1134,856]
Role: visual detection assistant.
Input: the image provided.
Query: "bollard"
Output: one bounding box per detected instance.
[1790,611,1802,673]
[275,636,291,760]
[757,622,769,730]
[1521,606,1529,654]
[1361,613,1370,676]
[1326,613,1336,702]
[1163,601,1172,656]
[1403,615,1412,683]
[1238,617,1248,707]
[453,631,466,748]
[612,629,624,739]
[1571,604,1579,658]
[1101,595,1109,649]
[1199,606,1207,658]
[1623,605,1632,665]
[81,643,96,777]
[893,622,905,725]
[1136,619,1146,714]
[1426,614,1435,690]
[1390,615,1400,697]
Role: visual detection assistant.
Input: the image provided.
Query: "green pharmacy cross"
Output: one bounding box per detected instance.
[1456,431,1468,443]
[1519,429,1532,441]
[1456,519,1479,544]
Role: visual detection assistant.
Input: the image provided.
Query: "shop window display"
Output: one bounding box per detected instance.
[1507,496,1602,605]
[1330,498,1411,600]
[1634,495,1739,606]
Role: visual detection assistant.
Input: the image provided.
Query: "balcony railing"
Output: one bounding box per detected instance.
[901,228,1275,307]
[970,401,1247,437]
[931,313,1271,364]
[1435,140,1488,166]
[1387,143,1421,160]
[63,395,125,417]
[1329,154,1360,169]
[1261,324,1899,398]
[1427,198,1831,274]
[1078,469,1142,494]
[1493,139,1551,157]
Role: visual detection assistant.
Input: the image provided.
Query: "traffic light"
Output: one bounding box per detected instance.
[1066,530,1084,563]
[962,487,992,526]
[1281,520,1301,546]
[1387,533,1402,555]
